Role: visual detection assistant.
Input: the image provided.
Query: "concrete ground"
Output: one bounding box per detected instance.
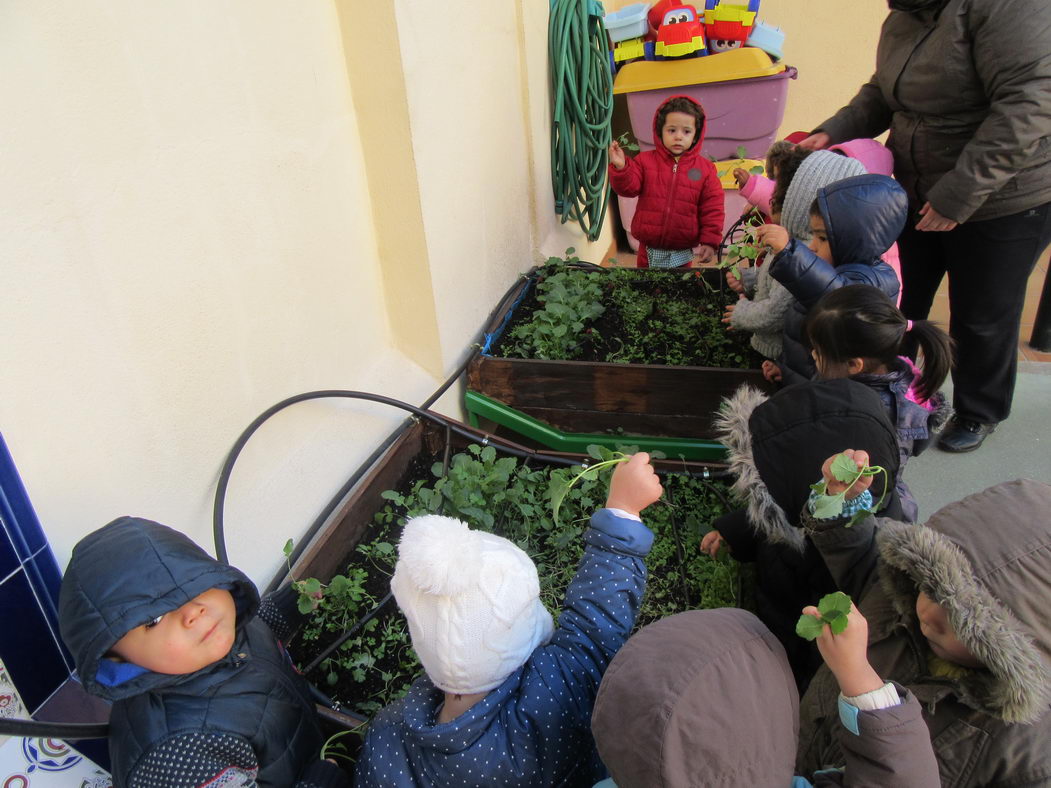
[904,363,1051,520]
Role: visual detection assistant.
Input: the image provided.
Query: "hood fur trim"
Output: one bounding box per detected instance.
[714,385,804,552]
[878,521,1051,723]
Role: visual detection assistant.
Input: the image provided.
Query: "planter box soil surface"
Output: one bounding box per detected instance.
[286,431,748,721]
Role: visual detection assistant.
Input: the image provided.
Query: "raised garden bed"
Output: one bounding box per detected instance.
[279,418,746,725]
[466,261,775,460]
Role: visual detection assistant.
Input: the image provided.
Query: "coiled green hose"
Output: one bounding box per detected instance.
[549,0,613,241]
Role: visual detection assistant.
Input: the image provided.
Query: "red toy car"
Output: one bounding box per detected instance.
[654,5,706,59]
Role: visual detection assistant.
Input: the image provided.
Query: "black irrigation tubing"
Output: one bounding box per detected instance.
[0,718,109,741]
[662,481,693,611]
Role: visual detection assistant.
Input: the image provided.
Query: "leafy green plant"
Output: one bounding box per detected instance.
[809,452,888,525]
[715,144,766,181]
[506,253,605,361]
[615,131,640,154]
[549,445,631,526]
[718,207,766,280]
[796,591,853,640]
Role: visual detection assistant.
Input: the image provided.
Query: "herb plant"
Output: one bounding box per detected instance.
[715,145,766,182]
[615,131,640,154]
[718,207,766,280]
[795,591,853,640]
[809,452,888,525]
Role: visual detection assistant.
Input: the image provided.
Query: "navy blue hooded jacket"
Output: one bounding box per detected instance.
[59,517,344,788]
[770,174,906,385]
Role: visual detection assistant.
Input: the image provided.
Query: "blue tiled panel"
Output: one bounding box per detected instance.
[0,517,18,582]
[0,567,69,712]
[0,436,48,562]
[25,552,74,671]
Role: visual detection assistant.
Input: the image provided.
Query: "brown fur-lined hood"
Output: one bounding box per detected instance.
[714,380,901,553]
[877,479,1051,723]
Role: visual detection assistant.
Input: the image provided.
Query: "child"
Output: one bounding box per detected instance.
[703,377,903,689]
[796,451,1051,785]
[355,453,663,787]
[805,284,953,522]
[58,517,348,788]
[608,96,724,268]
[591,606,939,787]
[756,173,905,385]
[722,141,807,360]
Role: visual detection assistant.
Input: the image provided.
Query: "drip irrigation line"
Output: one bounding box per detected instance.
[663,481,693,611]
[0,718,109,741]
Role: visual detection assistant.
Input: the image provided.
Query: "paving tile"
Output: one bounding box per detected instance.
[0,735,111,786]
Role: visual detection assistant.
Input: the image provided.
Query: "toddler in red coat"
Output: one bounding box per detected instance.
[608,96,724,268]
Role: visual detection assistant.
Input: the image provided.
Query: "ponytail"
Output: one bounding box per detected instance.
[905,319,953,402]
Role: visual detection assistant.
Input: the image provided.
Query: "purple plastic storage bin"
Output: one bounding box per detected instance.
[626,66,797,161]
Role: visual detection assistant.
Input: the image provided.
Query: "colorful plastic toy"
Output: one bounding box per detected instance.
[745,20,784,61]
[654,5,707,60]
[605,3,652,69]
[702,0,759,53]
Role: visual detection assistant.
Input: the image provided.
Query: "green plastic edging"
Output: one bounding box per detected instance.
[464,390,728,462]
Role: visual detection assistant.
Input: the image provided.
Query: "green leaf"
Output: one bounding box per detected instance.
[735,145,748,159]
[810,481,827,495]
[586,444,606,461]
[298,596,316,615]
[818,591,853,618]
[830,452,861,483]
[811,491,846,519]
[795,614,825,641]
[282,538,294,558]
[825,610,849,635]
[302,577,322,595]
[749,165,764,174]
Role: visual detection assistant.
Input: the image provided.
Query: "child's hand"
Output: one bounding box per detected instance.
[721,296,743,325]
[733,167,750,189]
[609,141,627,170]
[754,224,790,254]
[761,360,782,382]
[821,449,873,499]
[700,529,726,558]
[725,270,745,294]
[695,244,716,264]
[801,601,883,697]
[606,453,663,517]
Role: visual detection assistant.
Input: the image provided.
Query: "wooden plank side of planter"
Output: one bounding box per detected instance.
[468,355,769,438]
[290,421,426,585]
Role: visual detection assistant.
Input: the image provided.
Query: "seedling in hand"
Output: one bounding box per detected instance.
[810,452,888,526]
[615,131,640,154]
[550,445,632,527]
[796,591,853,640]
[718,207,766,280]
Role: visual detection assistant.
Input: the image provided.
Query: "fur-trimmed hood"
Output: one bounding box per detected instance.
[877,479,1051,723]
[714,379,901,552]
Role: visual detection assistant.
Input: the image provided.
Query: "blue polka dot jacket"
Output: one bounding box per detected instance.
[354,508,654,788]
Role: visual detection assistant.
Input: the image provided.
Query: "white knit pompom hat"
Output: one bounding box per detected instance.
[391,515,555,694]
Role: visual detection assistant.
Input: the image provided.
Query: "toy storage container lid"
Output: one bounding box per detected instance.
[605,3,651,43]
[613,47,784,94]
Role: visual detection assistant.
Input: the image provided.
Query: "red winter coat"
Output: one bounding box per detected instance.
[609,95,724,266]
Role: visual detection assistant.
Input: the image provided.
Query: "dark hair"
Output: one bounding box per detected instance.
[808,198,822,218]
[804,285,953,402]
[656,98,704,149]
[768,144,813,217]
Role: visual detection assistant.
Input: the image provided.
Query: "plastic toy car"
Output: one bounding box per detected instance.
[654,5,707,59]
[703,0,759,53]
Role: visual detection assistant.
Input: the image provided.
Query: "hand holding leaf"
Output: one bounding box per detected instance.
[810,450,887,526]
[799,594,883,697]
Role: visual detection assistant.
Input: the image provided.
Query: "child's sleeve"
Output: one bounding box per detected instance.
[126,732,349,788]
[257,584,307,643]
[730,276,794,334]
[800,503,880,604]
[739,174,775,216]
[767,240,898,310]
[608,155,644,197]
[532,509,653,707]
[697,166,726,248]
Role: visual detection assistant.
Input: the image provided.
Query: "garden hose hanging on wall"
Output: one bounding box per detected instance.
[549,0,613,241]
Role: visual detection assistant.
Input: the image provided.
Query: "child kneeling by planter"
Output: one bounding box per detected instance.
[58,517,349,788]
[354,454,663,788]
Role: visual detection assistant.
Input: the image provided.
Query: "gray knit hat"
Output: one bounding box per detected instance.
[780,151,867,240]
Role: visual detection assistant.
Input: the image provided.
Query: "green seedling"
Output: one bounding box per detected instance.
[615,131,640,154]
[550,445,631,527]
[715,145,765,181]
[809,452,888,526]
[796,591,853,640]
[718,207,767,280]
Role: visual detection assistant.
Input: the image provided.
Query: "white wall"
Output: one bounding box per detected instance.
[0,1,441,585]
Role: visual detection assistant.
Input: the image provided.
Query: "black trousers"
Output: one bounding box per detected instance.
[897,202,1051,424]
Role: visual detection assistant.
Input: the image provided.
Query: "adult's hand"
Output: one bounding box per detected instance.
[916,201,958,232]
[797,132,831,151]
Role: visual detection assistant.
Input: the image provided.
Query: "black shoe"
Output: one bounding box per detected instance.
[938,418,996,453]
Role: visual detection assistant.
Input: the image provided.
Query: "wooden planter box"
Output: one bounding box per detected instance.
[467,268,775,458]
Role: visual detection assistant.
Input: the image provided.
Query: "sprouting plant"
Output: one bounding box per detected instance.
[809,452,888,526]
[715,145,765,181]
[615,131,640,153]
[319,723,367,766]
[718,207,767,280]
[796,591,853,640]
[549,445,631,526]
